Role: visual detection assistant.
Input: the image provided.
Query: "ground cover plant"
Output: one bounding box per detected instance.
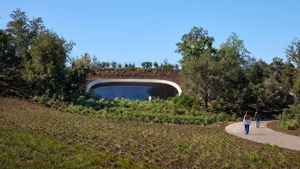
[267,106,300,136]
[278,107,300,130]
[33,94,234,125]
[268,121,300,137]
[1,97,300,169]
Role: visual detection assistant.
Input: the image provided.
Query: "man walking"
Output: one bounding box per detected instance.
[254,109,261,128]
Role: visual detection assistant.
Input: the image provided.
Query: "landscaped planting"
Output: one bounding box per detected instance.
[1,97,300,168]
[33,94,234,125]
[268,121,300,137]
[278,107,300,130]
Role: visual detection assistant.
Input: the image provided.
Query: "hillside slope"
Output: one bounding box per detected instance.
[0,97,300,168]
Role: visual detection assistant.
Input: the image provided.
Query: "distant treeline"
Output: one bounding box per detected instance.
[72,53,180,70]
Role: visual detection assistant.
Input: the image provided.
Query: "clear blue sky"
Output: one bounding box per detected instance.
[1,0,299,65]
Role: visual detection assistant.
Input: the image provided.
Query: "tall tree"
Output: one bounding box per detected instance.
[0,30,19,77]
[286,38,300,102]
[217,33,248,107]
[286,38,300,68]
[22,31,73,95]
[176,27,218,109]
[6,9,45,68]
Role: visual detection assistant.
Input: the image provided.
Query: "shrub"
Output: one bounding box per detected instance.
[286,120,299,130]
[33,95,49,104]
[173,94,203,111]
[279,107,300,130]
[34,91,234,125]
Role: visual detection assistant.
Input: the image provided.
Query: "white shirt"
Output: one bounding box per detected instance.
[243,119,251,125]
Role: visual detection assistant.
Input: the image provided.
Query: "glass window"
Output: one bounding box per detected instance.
[91,83,178,100]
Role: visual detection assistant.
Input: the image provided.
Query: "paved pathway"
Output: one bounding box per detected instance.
[225,121,300,151]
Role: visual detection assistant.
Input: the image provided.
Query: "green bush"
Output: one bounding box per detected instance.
[211,98,238,112]
[172,94,203,111]
[33,95,49,104]
[286,120,299,130]
[279,107,300,130]
[33,91,234,125]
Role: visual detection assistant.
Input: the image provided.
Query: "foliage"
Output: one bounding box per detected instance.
[71,53,92,69]
[0,9,82,100]
[293,70,300,103]
[286,38,300,68]
[173,94,203,112]
[32,93,232,125]
[22,31,73,96]
[177,27,295,112]
[141,61,152,69]
[6,9,45,66]
[216,33,248,107]
[0,30,19,78]
[279,107,300,130]
[176,27,218,109]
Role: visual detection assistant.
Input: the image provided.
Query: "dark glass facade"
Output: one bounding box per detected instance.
[91,82,178,100]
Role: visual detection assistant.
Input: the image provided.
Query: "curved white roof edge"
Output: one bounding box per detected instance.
[87,79,182,95]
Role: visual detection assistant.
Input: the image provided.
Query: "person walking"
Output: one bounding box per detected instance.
[243,111,251,135]
[254,109,261,128]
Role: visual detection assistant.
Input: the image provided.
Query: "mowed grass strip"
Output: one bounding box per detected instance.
[0,97,300,169]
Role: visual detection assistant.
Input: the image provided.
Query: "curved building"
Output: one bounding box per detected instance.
[87,79,182,100]
[85,68,184,100]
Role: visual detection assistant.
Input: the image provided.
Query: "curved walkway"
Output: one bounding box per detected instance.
[225,121,300,151]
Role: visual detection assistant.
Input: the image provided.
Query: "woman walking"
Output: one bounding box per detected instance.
[243,111,251,135]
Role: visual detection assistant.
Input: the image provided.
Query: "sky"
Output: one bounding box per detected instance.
[1,0,299,65]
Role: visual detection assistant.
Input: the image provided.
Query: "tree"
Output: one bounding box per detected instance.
[286,38,300,68]
[0,30,19,78]
[6,9,45,65]
[153,62,159,68]
[176,27,215,69]
[245,60,269,84]
[293,71,300,103]
[262,76,290,109]
[141,61,152,69]
[221,33,250,65]
[160,59,174,69]
[63,66,86,101]
[217,33,248,108]
[176,27,218,109]
[72,53,92,69]
[111,61,117,68]
[22,31,73,95]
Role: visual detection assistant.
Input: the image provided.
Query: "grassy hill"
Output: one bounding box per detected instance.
[1,97,300,168]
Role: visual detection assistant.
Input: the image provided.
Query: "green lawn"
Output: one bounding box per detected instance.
[0,97,300,168]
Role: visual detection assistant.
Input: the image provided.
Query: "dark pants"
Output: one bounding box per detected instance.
[245,124,250,135]
[256,119,260,128]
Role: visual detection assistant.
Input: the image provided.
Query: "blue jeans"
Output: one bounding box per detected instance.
[256,119,260,128]
[245,125,250,135]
